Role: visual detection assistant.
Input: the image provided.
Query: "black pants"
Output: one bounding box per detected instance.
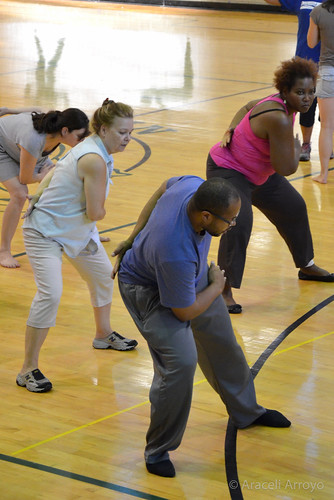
[206,154,314,288]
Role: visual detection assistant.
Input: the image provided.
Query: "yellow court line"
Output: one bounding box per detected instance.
[12,330,334,456]
[273,330,334,356]
[13,382,208,456]
[12,400,149,456]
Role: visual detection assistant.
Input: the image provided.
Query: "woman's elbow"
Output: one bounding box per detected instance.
[276,165,298,176]
[86,207,106,221]
[19,174,31,185]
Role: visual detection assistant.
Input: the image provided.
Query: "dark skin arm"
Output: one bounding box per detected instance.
[171,262,226,322]
[249,102,300,175]
[223,96,300,176]
[221,98,262,146]
[111,180,168,278]
[112,180,227,322]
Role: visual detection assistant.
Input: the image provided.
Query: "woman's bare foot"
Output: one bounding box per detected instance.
[313,174,327,184]
[0,250,20,268]
[99,235,110,243]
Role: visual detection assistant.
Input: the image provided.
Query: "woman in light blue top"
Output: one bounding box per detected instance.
[0,107,89,268]
[17,99,138,393]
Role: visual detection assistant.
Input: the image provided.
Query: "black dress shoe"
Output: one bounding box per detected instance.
[227,303,242,314]
[298,270,334,282]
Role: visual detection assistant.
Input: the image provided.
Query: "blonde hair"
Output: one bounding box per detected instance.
[91,98,133,134]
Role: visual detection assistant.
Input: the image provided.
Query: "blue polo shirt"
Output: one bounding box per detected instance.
[119,175,211,309]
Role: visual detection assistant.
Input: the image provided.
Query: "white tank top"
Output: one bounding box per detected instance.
[23,134,113,258]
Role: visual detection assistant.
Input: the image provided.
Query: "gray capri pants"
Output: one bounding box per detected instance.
[119,269,265,464]
[0,149,20,182]
[0,146,48,182]
[24,228,114,328]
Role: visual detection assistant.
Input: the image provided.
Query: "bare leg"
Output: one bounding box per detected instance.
[19,326,50,375]
[222,279,242,313]
[0,177,28,268]
[92,302,138,350]
[68,248,137,349]
[314,97,334,184]
[93,302,114,339]
[222,279,235,307]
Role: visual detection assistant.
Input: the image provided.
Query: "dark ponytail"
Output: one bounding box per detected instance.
[32,108,90,137]
[322,0,334,12]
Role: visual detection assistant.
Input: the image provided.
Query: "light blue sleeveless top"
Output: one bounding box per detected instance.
[23,134,113,258]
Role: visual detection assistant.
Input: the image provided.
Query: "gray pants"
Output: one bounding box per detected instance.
[119,270,265,464]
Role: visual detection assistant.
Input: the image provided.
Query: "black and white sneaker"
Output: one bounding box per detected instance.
[16,369,52,393]
[92,332,138,351]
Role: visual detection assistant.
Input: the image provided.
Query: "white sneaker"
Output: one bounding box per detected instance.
[92,332,138,351]
[16,369,52,393]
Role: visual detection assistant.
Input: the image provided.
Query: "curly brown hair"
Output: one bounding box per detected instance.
[273,57,318,93]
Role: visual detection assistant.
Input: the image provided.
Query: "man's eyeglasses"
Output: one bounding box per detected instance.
[205,210,238,227]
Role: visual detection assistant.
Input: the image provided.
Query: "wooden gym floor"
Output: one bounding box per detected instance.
[0,1,333,498]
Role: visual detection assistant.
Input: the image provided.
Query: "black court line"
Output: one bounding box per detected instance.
[289,165,334,182]
[0,66,271,88]
[125,136,152,171]
[225,294,334,500]
[0,453,168,500]
[98,222,136,235]
[199,26,295,36]
[135,86,273,116]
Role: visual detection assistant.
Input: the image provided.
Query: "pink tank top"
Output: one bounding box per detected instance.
[210,94,293,186]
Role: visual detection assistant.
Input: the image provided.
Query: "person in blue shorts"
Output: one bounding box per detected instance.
[112,175,291,478]
[308,0,334,183]
[264,0,334,161]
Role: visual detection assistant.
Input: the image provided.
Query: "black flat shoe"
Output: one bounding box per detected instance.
[227,303,242,314]
[298,270,334,282]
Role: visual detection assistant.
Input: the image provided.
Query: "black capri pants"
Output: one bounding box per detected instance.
[206,154,314,288]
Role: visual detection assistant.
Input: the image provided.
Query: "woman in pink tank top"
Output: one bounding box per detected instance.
[207,57,334,314]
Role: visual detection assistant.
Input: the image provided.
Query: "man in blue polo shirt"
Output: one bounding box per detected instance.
[113,175,291,478]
